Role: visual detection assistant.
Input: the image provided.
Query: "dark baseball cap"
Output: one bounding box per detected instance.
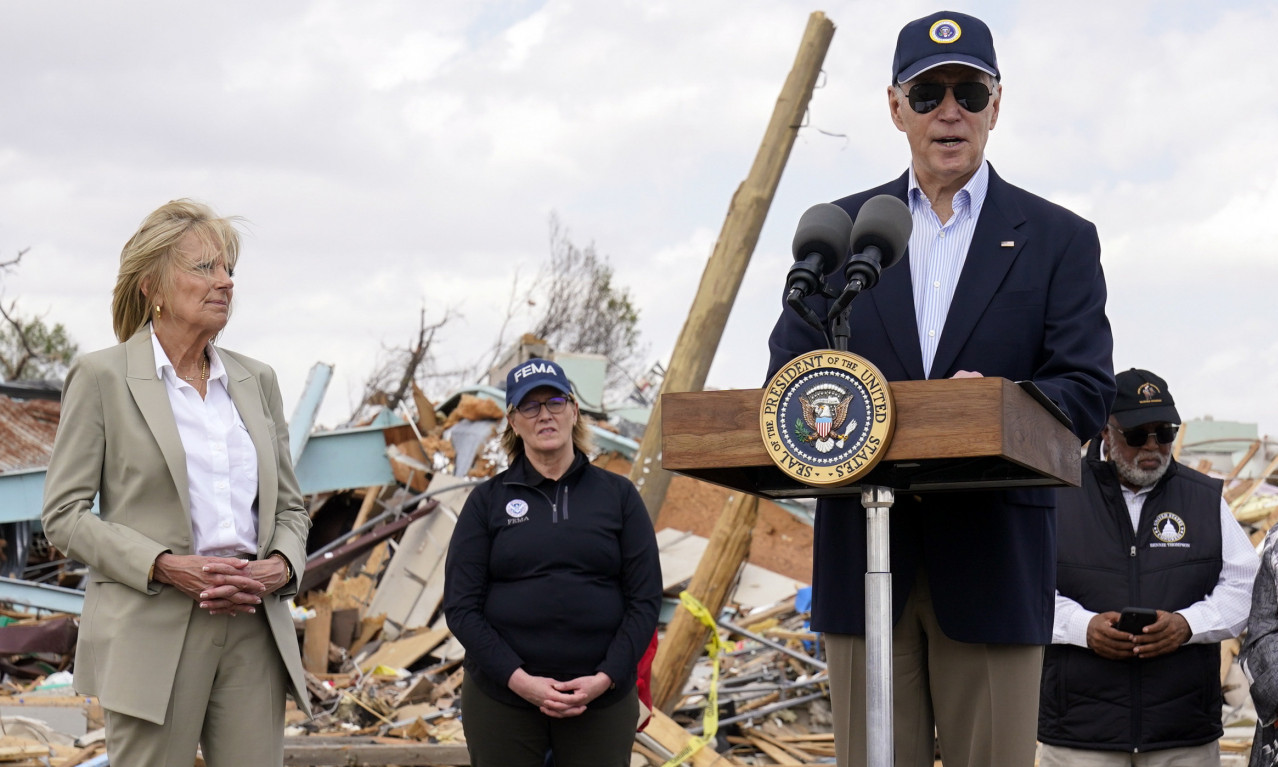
[1111,368,1181,428]
[893,11,999,84]
[504,357,573,409]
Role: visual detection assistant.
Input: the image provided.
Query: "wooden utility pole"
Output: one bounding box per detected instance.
[630,12,837,522]
[650,491,759,713]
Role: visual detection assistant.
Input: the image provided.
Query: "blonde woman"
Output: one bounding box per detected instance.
[42,199,310,766]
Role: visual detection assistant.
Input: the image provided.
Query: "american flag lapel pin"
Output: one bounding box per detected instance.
[1000,240,1015,248]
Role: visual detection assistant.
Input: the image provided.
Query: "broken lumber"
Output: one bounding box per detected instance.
[281,736,468,766]
[643,710,743,766]
[652,492,759,713]
[630,11,837,522]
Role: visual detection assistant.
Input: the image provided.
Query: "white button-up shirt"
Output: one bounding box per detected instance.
[152,333,259,557]
[1053,461,1259,646]
[907,161,990,378]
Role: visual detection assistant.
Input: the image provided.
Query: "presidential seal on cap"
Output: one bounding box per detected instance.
[892,10,999,83]
[1110,368,1181,428]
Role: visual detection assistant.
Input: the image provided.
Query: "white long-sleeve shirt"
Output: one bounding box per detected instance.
[1053,482,1258,647]
[152,333,259,558]
[907,161,989,379]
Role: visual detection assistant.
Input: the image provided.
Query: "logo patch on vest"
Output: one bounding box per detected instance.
[1150,511,1189,548]
[506,499,529,518]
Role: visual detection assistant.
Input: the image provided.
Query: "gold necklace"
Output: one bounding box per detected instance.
[179,355,208,382]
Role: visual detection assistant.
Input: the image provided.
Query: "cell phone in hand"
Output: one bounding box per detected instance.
[1116,607,1158,634]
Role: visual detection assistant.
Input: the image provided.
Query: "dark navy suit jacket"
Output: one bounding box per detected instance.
[767,166,1115,644]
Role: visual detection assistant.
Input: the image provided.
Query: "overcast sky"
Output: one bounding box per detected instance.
[2,0,1276,443]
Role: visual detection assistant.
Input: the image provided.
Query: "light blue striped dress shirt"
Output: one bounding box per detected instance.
[907,161,990,378]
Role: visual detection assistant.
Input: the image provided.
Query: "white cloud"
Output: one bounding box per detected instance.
[0,0,1275,440]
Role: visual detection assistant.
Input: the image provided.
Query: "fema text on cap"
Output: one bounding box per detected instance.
[513,361,556,381]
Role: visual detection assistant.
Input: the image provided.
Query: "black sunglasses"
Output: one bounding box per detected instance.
[1110,423,1179,448]
[901,82,992,114]
[514,395,571,418]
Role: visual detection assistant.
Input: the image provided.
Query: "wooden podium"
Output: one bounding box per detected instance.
[662,376,1081,496]
[661,376,1081,767]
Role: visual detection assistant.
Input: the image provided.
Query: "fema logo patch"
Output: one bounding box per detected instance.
[760,350,895,487]
[1152,512,1187,544]
[930,19,962,44]
[506,499,529,519]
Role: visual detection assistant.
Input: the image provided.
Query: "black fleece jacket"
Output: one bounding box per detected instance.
[443,451,662,709]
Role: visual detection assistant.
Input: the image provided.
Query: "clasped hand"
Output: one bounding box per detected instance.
[1086,610,1192,660]
[152,553,290,616]
[508,668,613,718]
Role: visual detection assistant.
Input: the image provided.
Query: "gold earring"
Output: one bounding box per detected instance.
[154,305,161,319]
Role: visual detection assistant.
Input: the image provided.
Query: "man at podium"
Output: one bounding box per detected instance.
[766,10,1115,767]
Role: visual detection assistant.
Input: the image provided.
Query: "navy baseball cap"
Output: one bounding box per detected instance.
[1111,368,1181,428]
[505,357,573,409]
[893,11,999,84]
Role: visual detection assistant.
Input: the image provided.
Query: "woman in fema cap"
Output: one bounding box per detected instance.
[444,357,662,766]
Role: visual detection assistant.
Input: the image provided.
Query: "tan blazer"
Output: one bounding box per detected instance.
[41,326,311,725]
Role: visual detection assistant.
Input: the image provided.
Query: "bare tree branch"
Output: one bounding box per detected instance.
[0,299,36,380]
[0,247,28,274]
[472,267,532,386]
[529,213,645,394]
[356,306,456,418]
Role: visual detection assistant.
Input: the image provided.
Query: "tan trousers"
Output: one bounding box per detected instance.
[1038,742,1220,767]
[825,573,1044,767]
[104,606,288,767]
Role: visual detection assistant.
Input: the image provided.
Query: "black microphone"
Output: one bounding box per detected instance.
[787,203,853,301]
[786,204,852,331]
[827,195,911,320]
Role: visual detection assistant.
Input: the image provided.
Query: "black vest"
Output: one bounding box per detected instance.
[1039,456,1224,751]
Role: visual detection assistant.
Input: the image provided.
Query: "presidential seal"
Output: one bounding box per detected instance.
[929,19,962,44]
[760,350,895,487]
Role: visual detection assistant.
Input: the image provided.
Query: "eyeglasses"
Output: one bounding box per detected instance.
[900,82,992,114]
[1109,423,1179,448]
[514,396,571,418]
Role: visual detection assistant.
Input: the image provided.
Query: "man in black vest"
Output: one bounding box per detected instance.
[1039,368,1258,766]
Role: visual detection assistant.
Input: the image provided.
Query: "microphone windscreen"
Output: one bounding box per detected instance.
[850,195,912,269]
[792,203,853,273]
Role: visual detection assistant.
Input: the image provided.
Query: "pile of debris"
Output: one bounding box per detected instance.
[5,369,1278,765]
[273,390,820,765]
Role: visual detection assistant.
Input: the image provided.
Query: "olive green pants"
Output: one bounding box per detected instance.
[104,607,288,767]
[461,674,638,767]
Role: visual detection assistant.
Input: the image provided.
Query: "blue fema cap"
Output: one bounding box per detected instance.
[505,358,573,409]
[892,11,999,84]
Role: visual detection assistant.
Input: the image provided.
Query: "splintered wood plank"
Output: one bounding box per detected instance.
[741,728,810,763]
[281,736,468,765]
[1225,440,1261,481]
[744,735,803,765]
[644,710,742,766]
[302,592,333,675]
[357,627,450,673]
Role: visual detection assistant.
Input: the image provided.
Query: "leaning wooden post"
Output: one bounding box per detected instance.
[630,12,837,523]
[651,492,760,713]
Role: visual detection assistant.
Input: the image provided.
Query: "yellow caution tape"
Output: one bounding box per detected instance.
[660,591,727,767]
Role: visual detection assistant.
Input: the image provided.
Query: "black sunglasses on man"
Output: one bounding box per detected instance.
[901,81,992,114]
[1110,423,1179,448]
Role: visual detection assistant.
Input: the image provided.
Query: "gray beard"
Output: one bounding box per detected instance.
[1112,451,1171,489]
